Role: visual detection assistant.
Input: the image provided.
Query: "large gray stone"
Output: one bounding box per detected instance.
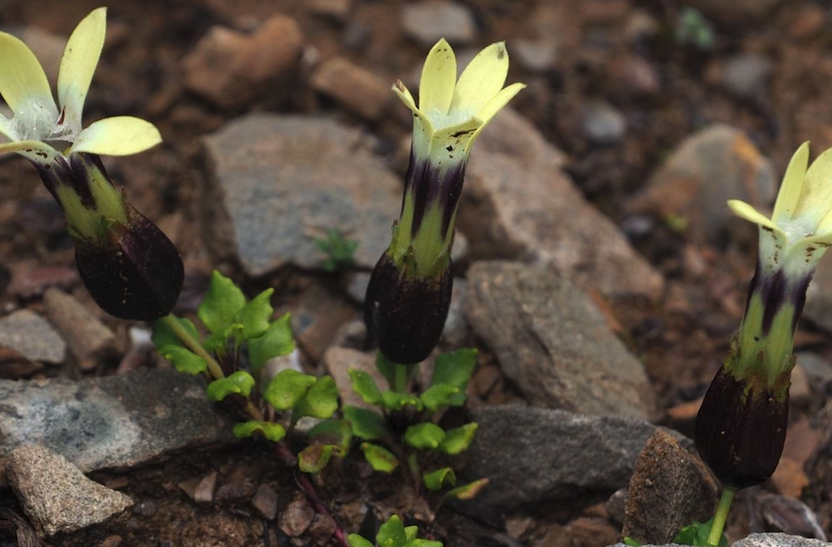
[466,261,656,418]
[0,309,66,364]
[467,405,686,510]
[459,109,663,301]
[202,114,402,276]
[605,533,828,547]
[0,368,235,484]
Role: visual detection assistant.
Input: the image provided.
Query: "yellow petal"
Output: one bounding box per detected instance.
[450,42,509,117]
[71,116,161,156]
[794,145,832,227]
[471,82,526,140]
[419,39,456,116]
[0,139,61,165]
[0,32,57,118]
[728,199,781,233]
[58,7,106,130]
[772,142,809,223]
[392,80,419,115]
[429,116,483,163]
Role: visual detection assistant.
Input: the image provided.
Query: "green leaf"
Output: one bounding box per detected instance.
[235,288,274,341]
[419,384,459,413]
[202,323,240,354]
[438,423,478,455]
[343,405,389,440]
[423,467,456,492]
[248,314,295,377]
[233,420,286,442]
[151,316,199,350]
[622,538,642,547]
[431,348,477,406]
[158,345,207,375]
[381,391,424,412]
[206,371,256,402]
[443,478,489,501]
[198,271,247,333]
[298,444,335,474]
[349,369,383,405]
[405,540,443,547]
[360,442,399,473]
[263,369,316,411]
[672,519,728,547]
[404,423,445,450]
[293,376,339,421]
[308,419,353,452]
[404,526,418,542]
[347,534,375,547]
[377,515,407,545]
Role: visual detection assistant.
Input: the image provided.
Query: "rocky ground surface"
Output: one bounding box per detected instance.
[1,1,832,546]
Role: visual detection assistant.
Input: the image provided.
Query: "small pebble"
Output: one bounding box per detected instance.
[251,483,278,520]
[278,492,315,537]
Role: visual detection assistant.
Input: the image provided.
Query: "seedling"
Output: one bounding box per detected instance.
[315,228,358,272]
[675,7,715,51]
[347,515,442,547]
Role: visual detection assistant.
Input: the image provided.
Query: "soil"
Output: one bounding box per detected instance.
[1,0,831,546]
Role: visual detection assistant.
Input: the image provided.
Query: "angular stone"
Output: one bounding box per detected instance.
[43,289,118,370]
[323,347,386,410]
[311,57,391,121]
[459,109,663,301]
[0,368,235,485]
[202,114,402,276]
[622,430,719,544]
[466,261,655,418]
[467,405,687,510]
[731,533,829,547]
[251,483,278,520]
[0,309,66,364]
[626,124,777,246]
[401,1,477,47]
[7,445,132,536]
[279,492,315,537]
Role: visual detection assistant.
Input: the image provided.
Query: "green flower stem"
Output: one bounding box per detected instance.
[708,487,735,546]
[394,362,409,393]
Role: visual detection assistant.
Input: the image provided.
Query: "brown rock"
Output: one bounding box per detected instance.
[622,430,719,544]
[278,492,315,537]
[569,517,619,547]
[181,15,303,109]
[7,265,79,300]
[323,347,387,409]
[308,513,337,545]
[43,289,119,370]
[251,483,278,520]
[770,457,809,498]
[193,471,217,504]
[291,284,356,363]
[311,57,390,120]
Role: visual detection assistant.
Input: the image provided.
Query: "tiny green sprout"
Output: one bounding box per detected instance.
[315,228,358,272]
[347,515,443,547]
[675,7,715,51]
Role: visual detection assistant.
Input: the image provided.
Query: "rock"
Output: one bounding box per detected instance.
[181,15,303,109]
[582,101,627,145]
[731,533,829,547]
[626,124,777,246]
[788,5,825,41]
[6,445,132,536]
[570,517,620,547]
[251,483,278,520]
[308,514,338,545]
[795,352,832,384]
[202,114,402,276]
[193,471,217,504]
[804,259,832,334]
[0,309,66,364]
[622,430,719,544]
[7,265,79,299]
[683,0,782,24]
[459,109,663,301]
[0,368,235,485]
[720,53,773,103]
[306,0,352,21]
[512,38,558,73]
[467,405,687,509]
[752,495,827,541]
[466,262,655,418]
[311,57,391,121]
[291,284,356,363]
[43,289,118,370]
[323,347,386,409]
[401,1,477,47]
[278,492,315,536]
[610,54,660,98]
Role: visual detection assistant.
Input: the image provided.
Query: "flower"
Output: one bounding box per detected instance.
[365,39,524,364]
[0,7,161,164]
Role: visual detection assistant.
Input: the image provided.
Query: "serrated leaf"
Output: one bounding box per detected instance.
[361,443,399,473]
[431,348,477,406]
[423,467,456,492]
[235,289,274,341]
[443,478,489,501]
[347,534,374,547]
[198,271,247,333]
[344,405,389,440]
[349,369,382,405]
[405,423,445,450]
[438,422,478,455]
[298,444,335,474]
[377,515,406,545]
[151,316,199,350]
[263,369,316,411]
[206,371,255,402]
[158,344,207,375]
[293,376,339,422]
[375,351,397,388]
[308,418,353,451]
[248,314,295,377]
[233,420,286,442]
[381,391,424,412]
[419,384,459,412]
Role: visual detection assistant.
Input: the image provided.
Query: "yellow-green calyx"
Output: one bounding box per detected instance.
[390,38,525,278]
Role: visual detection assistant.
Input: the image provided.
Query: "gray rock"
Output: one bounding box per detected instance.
[0,368,235,485]
[323,347,386,410]
[43,289,118,370]
[0,309,66,364]
[626,124,777,246]
[512,38,558,73]
[468,405,687,510]
[720,53,773,103]
[795,352,832,384]
[202,114,402,276]
[401,1,477,47]
[466,261,656,418]
[7,445,132,536]
[582,101,627,145]
[459,109,663,301]
[731,533,830,547]
[804,258,832,334]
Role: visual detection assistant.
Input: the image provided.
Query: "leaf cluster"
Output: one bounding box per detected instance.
[315,228,358,272]
[347,515,442,547]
